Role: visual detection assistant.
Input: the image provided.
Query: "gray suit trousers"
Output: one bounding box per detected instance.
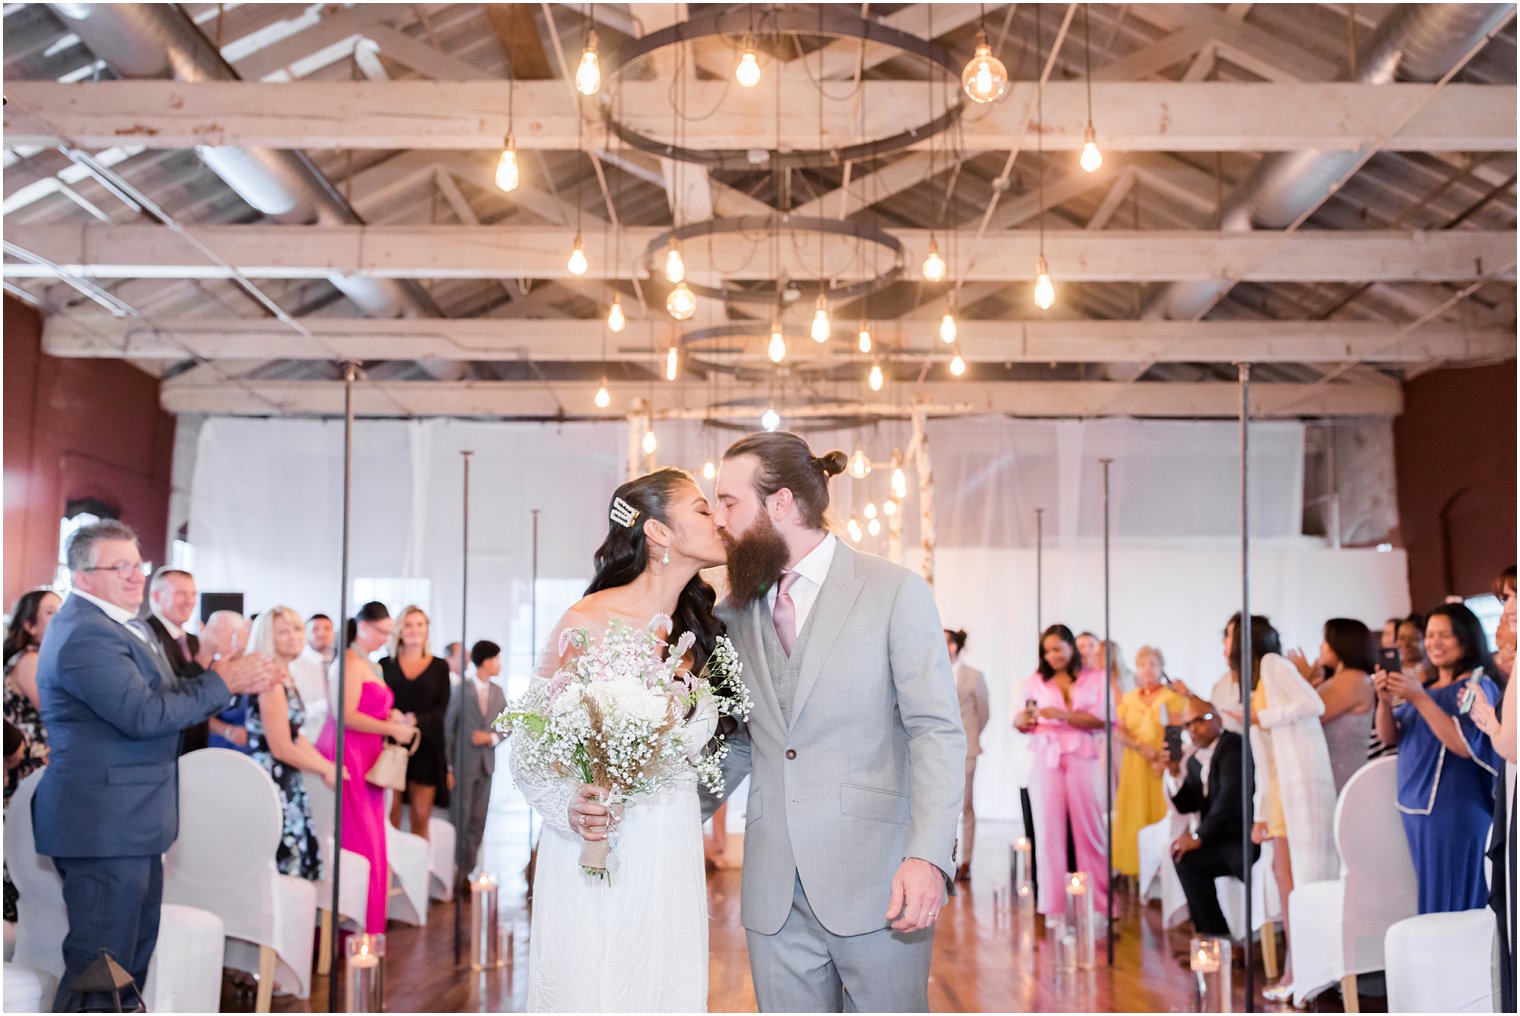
[746,875,932,1013]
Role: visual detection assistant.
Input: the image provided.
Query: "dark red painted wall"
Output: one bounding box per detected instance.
[4,296,175,608]
[1394,361,1518,610]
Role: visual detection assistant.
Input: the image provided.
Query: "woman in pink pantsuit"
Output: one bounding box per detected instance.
[315,602,416,932]
[1014,624,1110,918]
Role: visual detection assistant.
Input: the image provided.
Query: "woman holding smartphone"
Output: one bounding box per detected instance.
[1374,603,1503,914]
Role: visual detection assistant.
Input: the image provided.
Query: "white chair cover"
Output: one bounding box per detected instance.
[1218,838,1282,938]
[385,823,431,926]
[2,962,46,1013]
[4,920,15,962]
[142,903,225,1013]
[162,749,317,1000]
[1137,812,1192,929]
[1385,909,1499,1013]
[428,816,457,901]
[305,783,375,927]
[1288,757,1417,1007]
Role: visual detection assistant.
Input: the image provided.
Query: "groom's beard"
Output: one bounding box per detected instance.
[721,514,792,608]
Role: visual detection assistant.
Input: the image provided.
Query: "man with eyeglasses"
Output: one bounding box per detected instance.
[31,520,279,1011]
[1161,695,1257,942]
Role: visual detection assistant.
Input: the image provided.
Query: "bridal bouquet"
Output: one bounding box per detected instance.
[496,615,750,882]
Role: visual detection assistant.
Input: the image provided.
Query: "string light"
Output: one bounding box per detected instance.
[494,133,520,192]
[663,241,686,284]
[921,238,947,283]
[702,461,716,481]
[810,295,831,343]
[567,232,588,276]
[849,450,872,479]
[641,428,657,455]
[666,281,697,320]
[594,381,611,409]
[868,363,885,392]
[1034,255,1056,310]
[665,345,679,381]
[891,466,908,499]
[575,29,601,96]
[950,352,967,376]
[961,28,1008,104]
[857,324,873,354]
[760,408,781,431]
[939,306,958,344]
[607,294,626,333]
[767,321,786,364]
[736,37,762,88]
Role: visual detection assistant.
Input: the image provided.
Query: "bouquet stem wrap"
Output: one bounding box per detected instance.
[578,798,625,878]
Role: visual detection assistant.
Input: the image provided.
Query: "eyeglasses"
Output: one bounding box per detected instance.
[82,561,151,579]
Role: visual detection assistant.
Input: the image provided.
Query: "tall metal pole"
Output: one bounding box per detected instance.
[1035,507,1045,636]
[1239,363,1255,1013]
[327,361,356,1012]
[527,509,541,862]
[453,450,473,967]
[1099,459,1115,967]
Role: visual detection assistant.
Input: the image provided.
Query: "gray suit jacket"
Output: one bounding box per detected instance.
[445,678,507,781]
[711,542,966,938]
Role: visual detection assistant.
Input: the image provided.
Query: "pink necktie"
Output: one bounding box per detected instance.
[773,570,801,656]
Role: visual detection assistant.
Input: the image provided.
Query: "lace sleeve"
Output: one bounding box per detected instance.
[507,682,576,837]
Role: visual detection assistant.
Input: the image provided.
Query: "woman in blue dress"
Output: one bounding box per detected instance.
[1374,603,1503,914]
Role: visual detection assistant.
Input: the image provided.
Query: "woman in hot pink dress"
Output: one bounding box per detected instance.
[316,602,416,932]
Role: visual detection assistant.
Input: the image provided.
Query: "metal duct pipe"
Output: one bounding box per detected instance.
[1145,3,1513,321]
[50,2,434,320]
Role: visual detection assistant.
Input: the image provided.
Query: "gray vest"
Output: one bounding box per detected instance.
[760,598,819,725]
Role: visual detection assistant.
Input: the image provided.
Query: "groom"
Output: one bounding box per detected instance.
[706,431,965,1012]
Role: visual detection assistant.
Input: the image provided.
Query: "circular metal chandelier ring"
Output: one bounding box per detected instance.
[644,215,906,305]
[602,8,965,171]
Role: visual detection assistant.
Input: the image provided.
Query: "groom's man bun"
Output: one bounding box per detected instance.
[723,431,845,531]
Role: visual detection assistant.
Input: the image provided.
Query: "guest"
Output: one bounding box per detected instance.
[1289,618,1377,793]
[4,588,60,804]
[446,639,506,879]
[1382,617,1402,651]
[1375,604,1502,914]
[1371,613,1431,760]
[1493,566,1516,681]
[143,568,199,676]
[1113,646,1187,881]
[4,588,60,922]
[316,602,413,933]
[304,613,337,670]
[34,520,276,1010]
[946,628,989,882]
[1008,672,1041,900]
[1079,630,1131,699]
[198,611,253,753]
[1014,624,1109,919]
[382,606,452,839]
[1242,613,1339,1002]
[444,641,465,685]
[1209,617,1246,734]
[246,607,340,881]
[1471,639,1516,1012]
[1163,696,1256,937]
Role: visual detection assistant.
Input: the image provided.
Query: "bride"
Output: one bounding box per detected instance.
[510,467,729,1012]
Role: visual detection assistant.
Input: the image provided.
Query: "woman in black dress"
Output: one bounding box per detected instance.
[382,605,452,840]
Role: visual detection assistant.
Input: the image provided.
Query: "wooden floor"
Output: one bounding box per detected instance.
[263,818,1376,1013]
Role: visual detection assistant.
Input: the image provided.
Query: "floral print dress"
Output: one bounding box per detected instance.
[247,681,322,881]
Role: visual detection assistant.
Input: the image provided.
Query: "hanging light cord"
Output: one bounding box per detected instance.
[1084,3,1094,127]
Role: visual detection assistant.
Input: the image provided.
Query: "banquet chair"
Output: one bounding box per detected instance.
[1384,908,1499,1012]
[163,750,317,1011]
[304,783,373,975]
[6,770,227,1012]
[1287,758,1416,1010]
[1216,838,1282,980]
[2,963,46,1012]
[1137,812,1190,928]
[385,806,432,927]
[428,815,457,901]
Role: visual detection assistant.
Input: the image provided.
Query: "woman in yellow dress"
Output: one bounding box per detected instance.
[1113,646,1188,880]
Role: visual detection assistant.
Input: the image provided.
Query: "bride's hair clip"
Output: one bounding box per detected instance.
[610,496,641,529]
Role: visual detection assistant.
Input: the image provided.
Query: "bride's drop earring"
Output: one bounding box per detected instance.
[662,547,671,566]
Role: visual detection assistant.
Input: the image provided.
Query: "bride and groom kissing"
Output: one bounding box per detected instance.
[510,431,967,1013]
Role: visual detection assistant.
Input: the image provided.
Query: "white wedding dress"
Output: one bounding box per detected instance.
[510,611,712,1013]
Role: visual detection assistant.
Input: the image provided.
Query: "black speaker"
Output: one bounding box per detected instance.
[198,592,245,622]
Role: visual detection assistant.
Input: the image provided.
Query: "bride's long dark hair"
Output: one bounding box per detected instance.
[586,468,725,676]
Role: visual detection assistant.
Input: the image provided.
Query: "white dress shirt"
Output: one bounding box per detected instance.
[765,532,837,633]
[71,589,150,643]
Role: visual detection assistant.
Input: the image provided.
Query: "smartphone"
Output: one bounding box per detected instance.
[1459,681,1479,715]
[1377,647,1402,674]
[1163,724,1183,759]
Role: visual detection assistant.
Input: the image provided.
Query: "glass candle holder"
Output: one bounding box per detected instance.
[1190,936,1231,1011]
[470,872,504,971]
[1050,912,1078,971]
[1066,871,1095,969]
[343,932,385,1012]
[1012,836,1034,912]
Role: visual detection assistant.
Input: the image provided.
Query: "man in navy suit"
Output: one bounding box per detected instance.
[33,520,277,1011]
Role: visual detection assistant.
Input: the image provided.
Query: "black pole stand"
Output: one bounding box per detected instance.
[453,450,473,967]
[327,361,356,1012]
[1100,458,1115,967]
[1240,363,1255,1013]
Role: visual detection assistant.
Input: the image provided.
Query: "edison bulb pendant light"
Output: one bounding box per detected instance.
[867,362,885,392]
[849,449,871,479]
[950,352,967,377]
[863,501,878,520]
[857,325,873,354]
[767,323,786,364]
[883,498,898,517]
[810,294,831,343]
[867,517,882,536]
[1034,255,1056,310]
[702,461,716,481]
[594,381,611,409]
[847,517,864,543]
[939,308,958,345]
[891,465,908,499]
[641,429,657,455]
[666,281,697,320]
[494,133,520,193]
[735,38,761,88]
[1080,122,1104,173]
[663,240,686,284]
[665,345,679,381]
[921,238,947,283]
[607,294,625,333]
[575,31,601,96]
[760,408,781,431]
[567,233,588,276]
[962,29,1009,104]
